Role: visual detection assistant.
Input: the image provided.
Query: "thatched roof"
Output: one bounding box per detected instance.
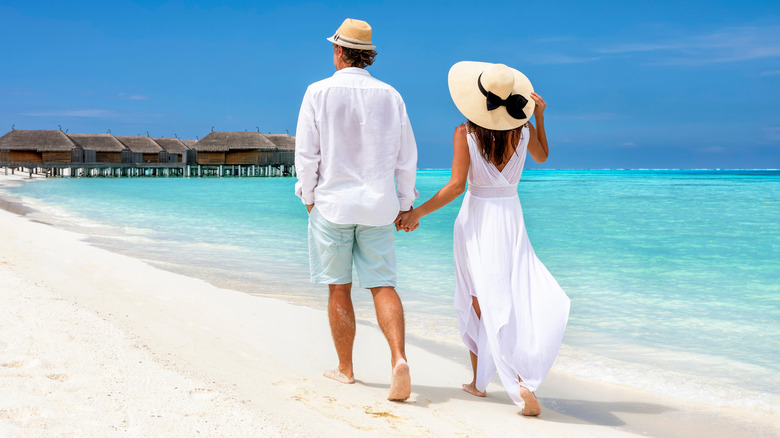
[68,133,127,152]
[115,136,164,154]
[192,131,277,152]
[0,130,77,152]
[180,139,198,149]
[153,138,189,153]
[265,134,296,150]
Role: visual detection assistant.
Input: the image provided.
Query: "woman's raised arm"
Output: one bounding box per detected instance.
[527,92,549,163]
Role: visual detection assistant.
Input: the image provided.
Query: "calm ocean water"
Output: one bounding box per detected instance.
[3,170,779,414]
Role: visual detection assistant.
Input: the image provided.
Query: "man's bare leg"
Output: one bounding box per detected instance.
[463,295,486,397]
[324,283,355,384]
[371,286,410,401]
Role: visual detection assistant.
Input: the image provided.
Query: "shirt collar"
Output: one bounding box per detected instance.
[334,67,371,77]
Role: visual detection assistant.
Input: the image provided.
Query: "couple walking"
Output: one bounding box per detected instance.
[294,18,570,415]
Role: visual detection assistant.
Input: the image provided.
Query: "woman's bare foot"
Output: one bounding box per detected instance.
[323,369,355,384]
[519,386,541,416]
[462,383,486,397]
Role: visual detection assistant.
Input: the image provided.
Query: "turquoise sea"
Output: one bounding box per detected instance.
[2,170,779,414]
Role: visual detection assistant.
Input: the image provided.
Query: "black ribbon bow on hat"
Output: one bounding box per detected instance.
[478,73,529,120]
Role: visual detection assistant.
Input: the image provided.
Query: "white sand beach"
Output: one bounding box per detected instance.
[1,174,778,437]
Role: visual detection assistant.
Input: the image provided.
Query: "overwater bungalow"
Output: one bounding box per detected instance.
[191,131,278,165]
[0,129,81,164]
[180,139,198,149]
[115,136,165,163]
[153,138,189,163]
[265,134,296,165]
[67,133,128,163]
[1,129,294,178]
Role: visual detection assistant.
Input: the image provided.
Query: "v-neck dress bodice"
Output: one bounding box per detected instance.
[452,126,570,404]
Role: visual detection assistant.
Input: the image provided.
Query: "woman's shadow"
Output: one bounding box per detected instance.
[358,380,672,427]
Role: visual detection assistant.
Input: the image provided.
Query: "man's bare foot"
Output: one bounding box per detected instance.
[388,359,411,401]
[462,383,486,397]
[519,386,541,416]
[323,369,355,384]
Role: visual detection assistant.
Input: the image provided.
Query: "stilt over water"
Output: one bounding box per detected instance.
[0,163,295,178]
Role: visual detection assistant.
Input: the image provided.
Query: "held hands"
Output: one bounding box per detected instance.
[395,207,420,232]
[530,92,546,120]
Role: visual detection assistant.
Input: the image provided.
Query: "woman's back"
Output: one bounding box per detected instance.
[466,125,529,190]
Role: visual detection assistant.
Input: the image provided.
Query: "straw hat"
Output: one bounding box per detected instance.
[326,18,376,50]
[448,61,535,131]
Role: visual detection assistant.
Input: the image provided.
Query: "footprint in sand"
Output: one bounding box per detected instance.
[1,359,24,368]
[364,406,400,420]
[46,373,68,382]
[0,406,39,421]
[189,387,216,401]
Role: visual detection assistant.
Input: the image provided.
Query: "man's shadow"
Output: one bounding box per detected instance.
[358,381,672,427]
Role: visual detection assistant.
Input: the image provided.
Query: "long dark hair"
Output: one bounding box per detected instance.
[466,121,525,166]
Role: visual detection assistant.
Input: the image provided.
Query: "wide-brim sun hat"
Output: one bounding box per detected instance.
[326,18,376,50]
[448,61,535,131]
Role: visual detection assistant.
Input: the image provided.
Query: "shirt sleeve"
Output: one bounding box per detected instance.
[294,88,320,205]
[395,98,418,211]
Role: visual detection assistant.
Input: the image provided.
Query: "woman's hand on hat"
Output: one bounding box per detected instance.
[530,92,546,120]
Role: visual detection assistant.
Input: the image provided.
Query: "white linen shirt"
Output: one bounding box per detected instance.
[294,67,418,226]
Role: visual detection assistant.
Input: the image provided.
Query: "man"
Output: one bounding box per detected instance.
[294,18,418,402]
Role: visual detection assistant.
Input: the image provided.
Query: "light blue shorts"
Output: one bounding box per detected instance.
[308,207,397,288]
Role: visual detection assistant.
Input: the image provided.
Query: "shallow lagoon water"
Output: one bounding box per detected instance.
[4,169,779,413]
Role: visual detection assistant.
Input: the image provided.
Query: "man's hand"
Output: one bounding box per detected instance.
[394,209,408,231]
[395,207,420,232]
[307,204,314,213]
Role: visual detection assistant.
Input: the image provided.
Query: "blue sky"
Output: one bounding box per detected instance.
[1,0,779,169]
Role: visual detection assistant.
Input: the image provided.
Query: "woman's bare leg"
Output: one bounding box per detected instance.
[518,379,541,416]
[462,296,486,397]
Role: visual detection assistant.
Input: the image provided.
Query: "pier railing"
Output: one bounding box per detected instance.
[0,162,296,178]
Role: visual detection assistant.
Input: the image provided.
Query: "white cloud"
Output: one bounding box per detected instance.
[761,127,780,142]
[118,93,149,100]
[598,25,780,66]
[697,146,726,153]
[555,112,625,121]
[21,109,115,118]
[532,54,601,64]
[601,141,639,149]
[20,109,165,123]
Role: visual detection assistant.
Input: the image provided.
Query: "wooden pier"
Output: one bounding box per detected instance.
[1,163,296,178]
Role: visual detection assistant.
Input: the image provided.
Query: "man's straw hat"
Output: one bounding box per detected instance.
[448,61,535,131]
[327,18,376,50]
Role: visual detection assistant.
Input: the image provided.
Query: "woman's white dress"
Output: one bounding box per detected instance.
[453,126,570,404]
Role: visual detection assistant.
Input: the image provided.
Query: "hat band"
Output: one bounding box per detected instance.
[477,73,528,121]
[332,33,373,47]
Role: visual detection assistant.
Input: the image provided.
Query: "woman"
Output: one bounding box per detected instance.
[398,62,570,416]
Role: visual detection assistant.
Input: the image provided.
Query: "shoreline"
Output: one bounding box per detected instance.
[1,174,778,436]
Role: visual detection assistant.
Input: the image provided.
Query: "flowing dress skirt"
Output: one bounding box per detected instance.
[453,190,570,404]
